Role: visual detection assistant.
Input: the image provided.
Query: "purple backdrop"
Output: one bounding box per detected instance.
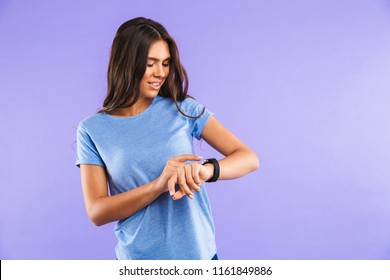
[1,0,390,259]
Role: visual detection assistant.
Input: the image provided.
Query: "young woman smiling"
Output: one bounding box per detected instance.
[76,17,259,260]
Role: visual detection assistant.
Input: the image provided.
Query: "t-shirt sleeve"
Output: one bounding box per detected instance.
[75,123,105,167]
[182,97,213,140]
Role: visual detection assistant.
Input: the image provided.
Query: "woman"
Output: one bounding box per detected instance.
[76,17,259,260]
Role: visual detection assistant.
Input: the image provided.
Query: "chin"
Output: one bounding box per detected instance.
[148,91,159,98]
[141,91,159,100]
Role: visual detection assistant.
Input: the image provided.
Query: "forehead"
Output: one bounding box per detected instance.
[148,40,170,58]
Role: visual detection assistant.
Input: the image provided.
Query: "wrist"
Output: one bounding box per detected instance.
[151,178,166,196]
[201,158,220,182]
[203,163,214,181]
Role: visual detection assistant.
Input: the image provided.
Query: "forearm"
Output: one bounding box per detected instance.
[88,180,163,226]
[217,148,259,180]
[200,116,259,181]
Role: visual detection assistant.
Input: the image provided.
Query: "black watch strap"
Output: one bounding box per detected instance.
[201,158,220,182]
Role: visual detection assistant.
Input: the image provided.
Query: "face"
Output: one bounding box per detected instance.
[139,39,170,100]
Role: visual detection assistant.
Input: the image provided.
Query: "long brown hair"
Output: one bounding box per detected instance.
[100,17,204,118]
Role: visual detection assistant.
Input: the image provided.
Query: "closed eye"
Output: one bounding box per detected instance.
[147,57,171,67]
[147,62,170,68]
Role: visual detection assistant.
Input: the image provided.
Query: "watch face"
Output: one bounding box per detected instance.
[202,159,214,165]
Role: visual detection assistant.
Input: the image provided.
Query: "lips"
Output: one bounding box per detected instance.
[148,81,163,91]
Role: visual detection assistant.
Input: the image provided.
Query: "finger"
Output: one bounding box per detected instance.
[166,159,184,168]
[172,189,186,200]
[172,154,202,163]
[191,163,202,186]
[177,167,194,199]
[185,165,200,192]
[167,175,177,197]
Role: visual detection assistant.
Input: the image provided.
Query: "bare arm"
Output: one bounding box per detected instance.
[80,165,161,226]
[80,154,202,226]
[170,116,259,200]
[201,116,259,179]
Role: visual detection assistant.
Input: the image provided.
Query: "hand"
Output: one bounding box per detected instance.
[168,160,214,201]
[154,154,202,197]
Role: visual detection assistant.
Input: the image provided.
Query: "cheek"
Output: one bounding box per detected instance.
[142,68,153,80]
[164,67,170,77]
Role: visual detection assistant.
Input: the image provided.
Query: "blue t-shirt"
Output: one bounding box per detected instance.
[75,95,217,260]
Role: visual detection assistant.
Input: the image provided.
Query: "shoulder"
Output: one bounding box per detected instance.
[180,96,203,107]
[77,113,107,132]
[153,95,203,114]
[179,96,208,115]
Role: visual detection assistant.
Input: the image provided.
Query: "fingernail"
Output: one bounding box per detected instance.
[169,190,174,196]
[189,194,194,199]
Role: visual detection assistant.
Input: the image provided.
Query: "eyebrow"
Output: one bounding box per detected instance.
[147,56,171,61]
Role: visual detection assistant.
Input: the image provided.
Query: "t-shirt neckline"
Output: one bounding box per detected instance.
[102,96,161,120]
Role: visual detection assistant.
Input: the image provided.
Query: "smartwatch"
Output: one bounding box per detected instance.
[201,158,220,182]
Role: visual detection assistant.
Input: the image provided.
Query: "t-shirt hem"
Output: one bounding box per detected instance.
[195,112,214,140]
[75,161,105,168]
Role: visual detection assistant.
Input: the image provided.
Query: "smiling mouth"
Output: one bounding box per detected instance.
[148,82,161,86]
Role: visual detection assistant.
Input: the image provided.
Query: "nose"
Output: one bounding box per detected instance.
[153,64,166,78]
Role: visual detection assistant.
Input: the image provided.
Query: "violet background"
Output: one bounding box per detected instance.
[1,0,390,259]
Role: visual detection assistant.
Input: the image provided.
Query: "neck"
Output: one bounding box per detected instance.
[109,97,153,117]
